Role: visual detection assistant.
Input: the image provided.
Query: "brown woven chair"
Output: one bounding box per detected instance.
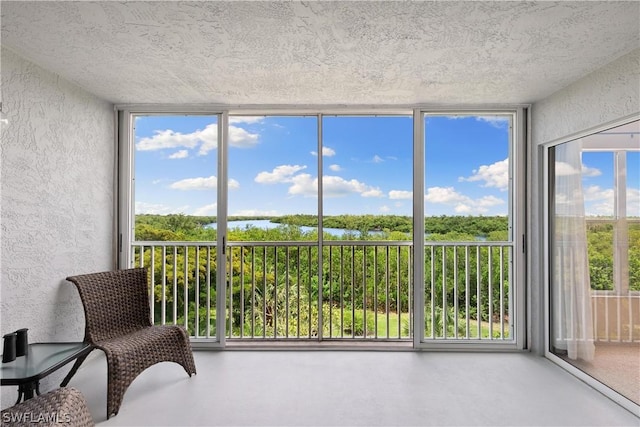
[62,268,196,419]
[1,387,94,427]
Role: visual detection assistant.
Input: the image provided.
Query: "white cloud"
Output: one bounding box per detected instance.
[135,202,189,215]
[561,186,639,217]
[287,174,383,198]
[476,116,510,128]
[581,185,615,216]
[168,150,189,159]
[454,204,473,214]
[288,174,316,196]
[229,116,264,124]
[581,164,602,177]
[361,188,384,197]
[436,115,509,128]
[311,147,336,157]
[193,203,217,216]
[556,186,609,215]
[228,126,260,148]
[425,187,468,204]
[389,190,412,199]
[137,123,259,156]
[555,161,602,177]
[324,176,383,198]
[193,123,220,155]
[170,176,239,190]
[425,186,505,214]
[137,128,202,151]
[329,164,342,172]
[232,209,279,216]
[583,185,614,203]
[459,158,509,191]
[170,176,217,190]
[372,155,384,163]
[255,165,307,184]
[555,161,581,176]
[324,147,336,157]
[379,205,391,213]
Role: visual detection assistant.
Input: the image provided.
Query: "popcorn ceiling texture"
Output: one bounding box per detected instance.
[527,48,640,356]
[0,49,114,407]
[1,1,639,105]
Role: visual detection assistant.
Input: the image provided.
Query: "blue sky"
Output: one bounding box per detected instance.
[133,114,639,218]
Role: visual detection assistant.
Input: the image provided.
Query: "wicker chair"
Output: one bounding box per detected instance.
[1,387,94,427]
[62,268,196,419]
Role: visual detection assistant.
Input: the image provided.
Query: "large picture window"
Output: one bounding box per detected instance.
[119,107,525,350]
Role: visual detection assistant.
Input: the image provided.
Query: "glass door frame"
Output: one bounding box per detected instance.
[413,107,527,350]
[117,107,227,348]
[542,114,640,414]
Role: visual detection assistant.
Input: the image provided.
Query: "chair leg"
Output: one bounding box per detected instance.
[105,356,129,419]
[61,352,92,387]
[182,350,197,376]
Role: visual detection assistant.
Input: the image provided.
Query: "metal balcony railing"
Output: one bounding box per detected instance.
[131,240,513,342]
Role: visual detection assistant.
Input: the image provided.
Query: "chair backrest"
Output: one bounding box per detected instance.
[66,268,152,343]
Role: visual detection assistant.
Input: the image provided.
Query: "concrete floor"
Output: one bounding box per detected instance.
[63,350,639,426]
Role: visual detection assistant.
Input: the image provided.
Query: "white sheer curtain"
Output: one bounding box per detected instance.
[552,139,595,361]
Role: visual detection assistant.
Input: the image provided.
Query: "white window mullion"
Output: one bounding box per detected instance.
[613,151,629,295]
[413,108,425,347]
[217,112,229,346]
[118,110,135,269]
[317,114,324,341]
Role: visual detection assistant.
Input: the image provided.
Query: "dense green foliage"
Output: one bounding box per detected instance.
[132,214,638,338]
[587,221,640,291]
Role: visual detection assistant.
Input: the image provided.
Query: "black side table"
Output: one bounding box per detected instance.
[1,342,92,404]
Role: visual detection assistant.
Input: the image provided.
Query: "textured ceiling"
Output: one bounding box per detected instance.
[1,1,639,105]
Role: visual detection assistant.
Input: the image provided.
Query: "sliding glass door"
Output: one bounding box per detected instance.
[321,115,413,339]
[548,119,640,406]
[416,111,524,347]
[225,115,319,339]
[122,112,224,341]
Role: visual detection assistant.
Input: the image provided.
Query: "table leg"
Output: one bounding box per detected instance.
[16,381,39,403]
[61,352,89,387]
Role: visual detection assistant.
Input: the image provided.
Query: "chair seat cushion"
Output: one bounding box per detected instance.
[97,325,189,366]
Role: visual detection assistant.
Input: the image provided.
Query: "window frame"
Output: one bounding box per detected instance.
[117,104,528,351]
[414,108,527,350]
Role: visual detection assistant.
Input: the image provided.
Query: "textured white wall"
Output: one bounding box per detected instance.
[0,48,114,407]
[528,49,640,355]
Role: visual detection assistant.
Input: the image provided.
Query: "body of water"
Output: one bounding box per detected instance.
[206,219,361,237]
